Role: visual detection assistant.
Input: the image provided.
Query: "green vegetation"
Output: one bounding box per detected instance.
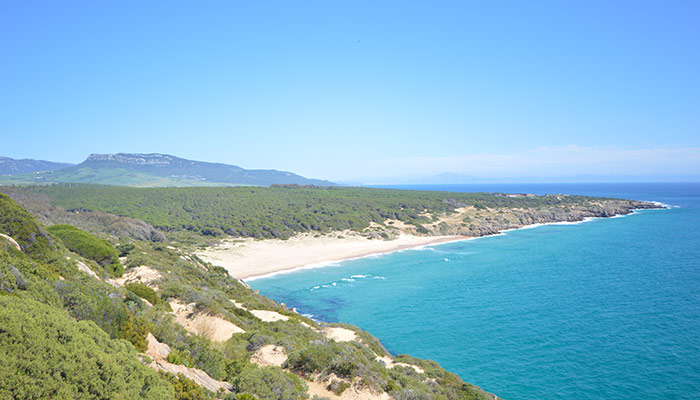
[117,242,136,256]
[0,296,173,399]
[126,282,168,308]
[1,190,499,400]
[24,184,607,240]
[232,367,307,400]
[47,224,124,277]
[0,193,63,263]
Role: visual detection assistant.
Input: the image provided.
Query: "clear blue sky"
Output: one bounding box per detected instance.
[2,1,699,182]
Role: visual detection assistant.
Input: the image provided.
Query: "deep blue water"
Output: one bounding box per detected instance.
[249,183,700,400]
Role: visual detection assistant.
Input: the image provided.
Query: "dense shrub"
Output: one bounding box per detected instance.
[0,193,71,271]
[0,248,62,306]
[117,242,135,256]
[126,282,165,306]
[48,224,123,277]
[27,185,608,239]
[54,276,150,351]
[286,340,380,380]
[0,296,173,399]
[232,366,307,400]
[159,372,213,400]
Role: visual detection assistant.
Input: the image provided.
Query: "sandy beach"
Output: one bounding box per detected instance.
[196,232,468,280]
[195,200,655,281]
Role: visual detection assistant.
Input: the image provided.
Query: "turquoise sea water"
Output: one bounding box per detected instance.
[249,183,700,400]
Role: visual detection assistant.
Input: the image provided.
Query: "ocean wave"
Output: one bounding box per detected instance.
[408,246,437,252]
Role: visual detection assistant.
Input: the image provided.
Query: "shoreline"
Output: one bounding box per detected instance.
[242,235,470,281]
[197,234,471,281]
[198,205,665,282]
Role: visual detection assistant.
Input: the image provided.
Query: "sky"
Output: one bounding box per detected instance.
[1,1,699,183]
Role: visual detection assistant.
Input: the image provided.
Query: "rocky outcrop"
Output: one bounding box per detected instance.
[381,198,661,239]
[145,333,233,393]
[87,153,173,165]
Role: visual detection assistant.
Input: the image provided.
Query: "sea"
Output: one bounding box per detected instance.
[248,183,700,400]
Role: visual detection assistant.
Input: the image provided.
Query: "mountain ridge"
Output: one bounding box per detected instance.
[1,153,336,187]
[0,156,73,176]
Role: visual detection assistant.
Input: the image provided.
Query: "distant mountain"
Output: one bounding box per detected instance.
[0,156,73,176]
[1,153,336,187]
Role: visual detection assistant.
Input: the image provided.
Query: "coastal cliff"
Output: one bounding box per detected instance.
[369,197,657,239]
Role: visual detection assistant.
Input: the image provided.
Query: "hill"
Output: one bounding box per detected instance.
[0,189,500,400]
[10,184,658,241]
[0,156,73,175]
[0,153,335,187]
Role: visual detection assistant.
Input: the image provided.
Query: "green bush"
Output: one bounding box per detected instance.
[117,242,136,257]
[167,349,194,368]
[126,282,165,306]
[48,224,123,277]
[0,296,173,399]
[0,193,72,273]
[54,276,150,351]
[160,372,212,400]
[232,366,307,400]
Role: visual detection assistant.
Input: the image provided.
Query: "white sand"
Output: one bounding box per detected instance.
[305,374,392,400]
[250,309,290,322]
[376,355,425,374]
[323,327,357,342]
[197,232,466,280]
[111,265,163,288]
[250,345,287,367]
[169,300,245,342]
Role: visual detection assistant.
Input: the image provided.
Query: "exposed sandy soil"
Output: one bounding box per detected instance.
[250,345,287,367]
[111,265,163,288]
[305,374,392,400]
[376,355,425,374]
[249,309,290,322]
[323,327,357,342]
[230,299,290,322]
[169,300,245,342]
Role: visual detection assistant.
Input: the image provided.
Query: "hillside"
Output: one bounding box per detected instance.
[0,153,335,187]
[0,156,73,175]
[0,191,500,400]
[13,184,659,241]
